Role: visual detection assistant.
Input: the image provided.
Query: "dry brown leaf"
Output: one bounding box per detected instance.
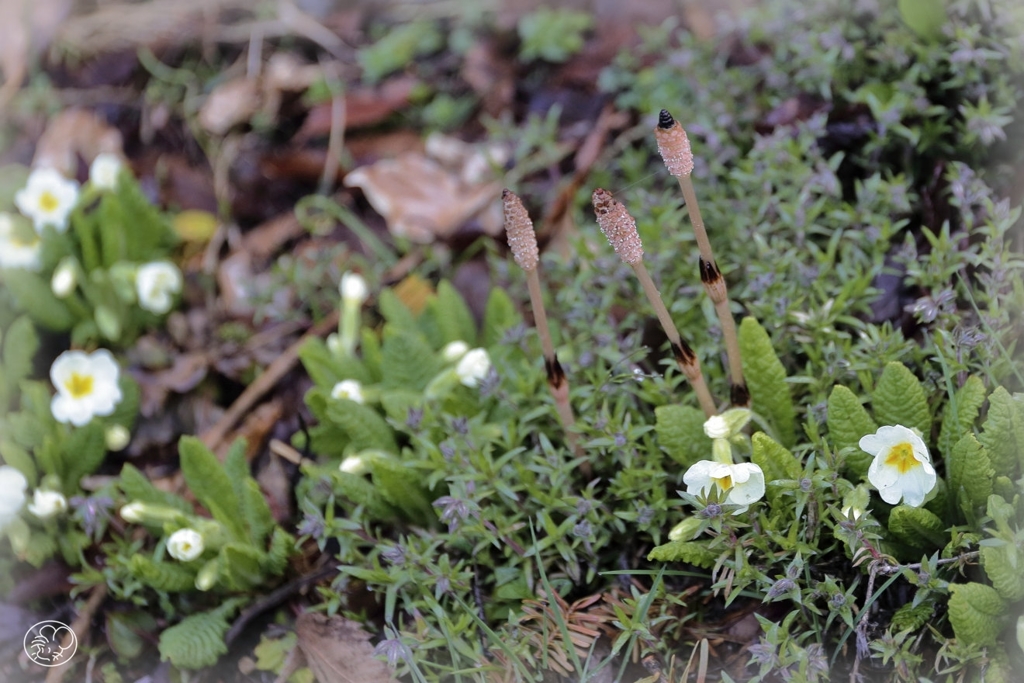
[0,0,71,110]
[199,77,262,135]
[32,109,124,175]
[294,612,397,683]
[343,133,507,244]
[460,38,515,116]
[294,77,418,141]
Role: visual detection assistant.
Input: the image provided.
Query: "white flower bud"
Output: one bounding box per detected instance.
[442,340,469,363]
[167,528,205,562]
[455,348,491,388]
[105,425,131,451]
[339,272,368,304]
[331,379,364,404]
[27,489,68,519]
[51,260,77,298]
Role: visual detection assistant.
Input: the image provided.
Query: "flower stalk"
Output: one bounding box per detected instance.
[591,188,717,417]
[655,109,748,407]
[503,190,588,476]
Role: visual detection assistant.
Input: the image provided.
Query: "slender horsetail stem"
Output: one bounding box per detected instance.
[655,109,749,407]
[502,189,589,476]
[592,188,718,417]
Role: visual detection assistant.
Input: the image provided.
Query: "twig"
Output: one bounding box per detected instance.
[503,190,590,477]
[656,110,748,407]
[44,583,108,683]
[200,308,339,453]
[592,188,717,416]
[225,562,337,645]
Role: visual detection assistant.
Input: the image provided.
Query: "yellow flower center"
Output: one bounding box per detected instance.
[712,474,734,491]
[39,190,60,213]
[64,372,94,398]
[885,442,919,473]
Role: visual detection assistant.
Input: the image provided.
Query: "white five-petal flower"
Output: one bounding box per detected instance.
[860,424,936,507]
[89,153,123,191]
[0,213,42,271]
[331,379,364,404]
[135,261,183,314]
[683,460,766,512]
[50,349,123,426]
[0,466,28,531]
[27,489,68,519]
[14,167,80,233]
[455,348,491,387]
[167,528,204,561]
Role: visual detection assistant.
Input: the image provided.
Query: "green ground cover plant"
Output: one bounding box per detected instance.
[0,0,1022,681]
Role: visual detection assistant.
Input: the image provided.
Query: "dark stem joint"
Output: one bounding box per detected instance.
[730,383,750,407]
[658,109,675,129]
[544,355,567,389]
[699,257,722,285]
[671,340,696,365]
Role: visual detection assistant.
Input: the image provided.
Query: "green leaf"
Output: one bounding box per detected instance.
[897,0,946,41]
[482,287,519,348]
[220,543,265,590]
[938,375,987,460]
[981,541,1024,602]
[647,539,718,567]
[379,325,441,392]
[887,505,947,549]
[979,387,1024,478]
[260,527,295,576]
[360,328,383,382]
[366,452,435,523]
[380,389,424,425]
[158,600,243,669]
[62,422,107,495]
[738,317,795,447]
[332,470,400,521]
[108,172,177,261]
[750,432,801,508]
[0,439,36,486]
[890,602,934,632]
[297,337,371,388]
[655,404,712,467]
[421,280,477,348]
[947,433,993,515]
[358,20,443,83]
[223,441,275,546]
[129,555,197,592]
[325,400,398,453]
[947,582,1007,647]
[826,385,877,478]
[2,270,73,330]
[377,288,418,332]
[872,362,931,437]
[2,316,39,396]
[178,436,246,541]
[119,463,192,515]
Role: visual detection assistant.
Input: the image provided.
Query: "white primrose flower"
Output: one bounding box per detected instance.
[331,379,364,404]
[50,349,123,426]
[860,424,936,507]
[455,348,491,387]
[339,455,368,475]
[14,167,80,233]
[0,466,29,531]
[105,425,131,451]
[27,489,68,519]
[0,213,42,271]
[683,460,766,513]
[135,261,182,314]
[167,528,205,561]
[339,271,368,304]
[442,340,469,363]
[89,153,122,190]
